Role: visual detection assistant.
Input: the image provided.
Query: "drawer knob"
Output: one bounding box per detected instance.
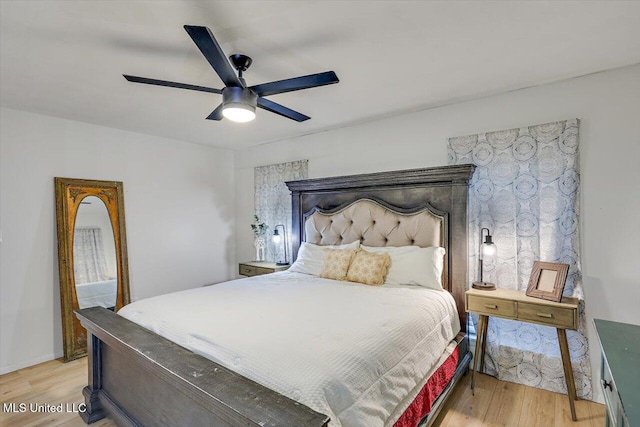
[602,379,612,391]
[484,304,498,309]
[537,312,553,318]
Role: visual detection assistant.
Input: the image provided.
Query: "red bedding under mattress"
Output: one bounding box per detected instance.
[394,346,460,427]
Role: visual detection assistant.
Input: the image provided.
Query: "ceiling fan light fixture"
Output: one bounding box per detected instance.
[125,26,339,123]
[222,104,256,123]
[222,86,257,123]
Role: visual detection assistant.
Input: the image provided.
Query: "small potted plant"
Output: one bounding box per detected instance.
[251,215,268,261]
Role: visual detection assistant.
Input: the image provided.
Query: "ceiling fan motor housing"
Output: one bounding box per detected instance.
[222,86,258,108]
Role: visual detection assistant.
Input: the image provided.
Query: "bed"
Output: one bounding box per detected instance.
[76,279,117,309]
[75,164,476,427]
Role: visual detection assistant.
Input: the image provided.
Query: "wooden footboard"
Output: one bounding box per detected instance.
[76,307,330,427]
[77,307,470,427]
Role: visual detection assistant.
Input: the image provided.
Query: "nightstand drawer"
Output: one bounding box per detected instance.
[239,262,287,277]
[601,354,620,426]
[239,265,256,276]
[518,302,576,329]
[467,294,516,317]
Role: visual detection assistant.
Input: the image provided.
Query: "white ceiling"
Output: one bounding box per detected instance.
[1,1,639,149]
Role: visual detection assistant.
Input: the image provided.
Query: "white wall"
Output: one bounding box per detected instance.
[235,64,640,403]
[0,108,235,374]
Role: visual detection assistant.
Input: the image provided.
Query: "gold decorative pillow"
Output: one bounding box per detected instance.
[320,248,357,281]
[346,249,391,286]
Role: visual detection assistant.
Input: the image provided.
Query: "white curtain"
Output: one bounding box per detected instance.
[448,119,592,399]
[73,228,108,284]
[254,160,308,262]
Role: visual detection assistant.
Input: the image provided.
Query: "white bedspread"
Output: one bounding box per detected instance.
[118,272,460,427]
[76,279,117,309]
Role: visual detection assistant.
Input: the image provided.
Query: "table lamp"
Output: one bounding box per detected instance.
[272,224,290,266]
[472,227,497,290]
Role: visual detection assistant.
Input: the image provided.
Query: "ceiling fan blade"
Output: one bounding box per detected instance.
[123,75,222,94]
[250,71,339,97]
[183,25,243,88]
[257,97,310,122]
[206,103,225,121]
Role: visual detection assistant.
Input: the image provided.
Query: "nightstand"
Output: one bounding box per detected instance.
[238,261,289,277]
[465,288,580,421]
[594,319,639,427]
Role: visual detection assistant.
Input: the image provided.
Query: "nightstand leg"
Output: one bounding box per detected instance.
[471,314,486,393]
[558,328,577,421]
[480,316,489,372]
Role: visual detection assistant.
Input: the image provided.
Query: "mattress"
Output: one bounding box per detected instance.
[76,278,117,309]
[118,271,461,427]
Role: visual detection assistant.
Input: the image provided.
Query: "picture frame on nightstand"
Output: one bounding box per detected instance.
[525,261,569,302]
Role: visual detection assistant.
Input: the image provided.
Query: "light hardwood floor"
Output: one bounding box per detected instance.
[432,370,605,427]
[1,358,605,427]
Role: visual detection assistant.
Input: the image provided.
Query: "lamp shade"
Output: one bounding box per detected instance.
[222,105,255,123]
[480,238,497,259]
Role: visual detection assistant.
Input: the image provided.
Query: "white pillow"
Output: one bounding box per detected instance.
[362,245,446,290]
[289,241,360,276]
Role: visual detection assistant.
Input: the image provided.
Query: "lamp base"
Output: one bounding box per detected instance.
[275,262,290,266]
[472,281,496,291]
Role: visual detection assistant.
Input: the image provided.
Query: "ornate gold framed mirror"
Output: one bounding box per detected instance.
[55,178,130,361]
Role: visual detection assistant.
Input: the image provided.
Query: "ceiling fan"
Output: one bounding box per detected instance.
[123,25,339,123]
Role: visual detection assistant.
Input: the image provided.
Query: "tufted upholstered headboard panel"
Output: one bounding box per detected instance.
[303,199,446,248]
[286,164,475,332]
[304,198,450,290]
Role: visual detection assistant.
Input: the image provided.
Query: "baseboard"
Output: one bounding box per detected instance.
[0,351,63,375]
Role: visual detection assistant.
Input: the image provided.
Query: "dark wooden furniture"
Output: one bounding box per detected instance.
[466,288,580,421]
[238,261,289,277]
[594,319,640,427]
[76,164,475,427]
[77,307,329,426]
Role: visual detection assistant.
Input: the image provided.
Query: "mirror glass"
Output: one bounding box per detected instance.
[73,196,118,310]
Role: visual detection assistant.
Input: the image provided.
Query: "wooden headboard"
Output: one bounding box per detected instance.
[286,164,476,332]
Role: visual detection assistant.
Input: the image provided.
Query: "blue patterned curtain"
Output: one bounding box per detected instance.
[254,160,308,262]
[448,119,591,399]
